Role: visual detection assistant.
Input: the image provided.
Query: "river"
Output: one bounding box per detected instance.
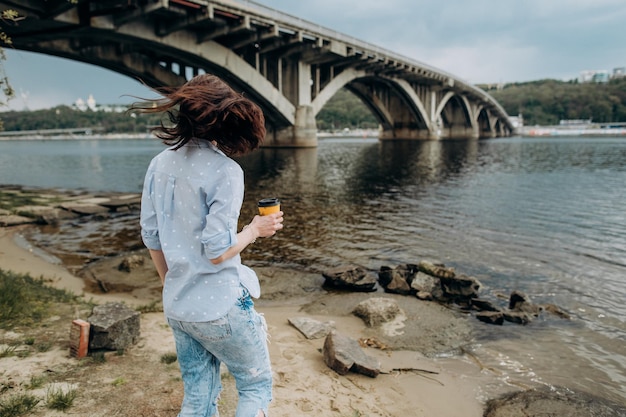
[1,135,625,405]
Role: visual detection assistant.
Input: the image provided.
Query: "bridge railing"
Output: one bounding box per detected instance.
[208,0,506,113]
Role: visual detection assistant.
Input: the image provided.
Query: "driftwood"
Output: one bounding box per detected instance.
[380,367,443,385]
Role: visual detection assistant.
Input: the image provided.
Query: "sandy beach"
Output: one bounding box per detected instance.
[0,224,503,416]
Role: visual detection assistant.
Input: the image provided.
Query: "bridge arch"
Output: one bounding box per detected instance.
[435,92,479,139]
[1,0,514,145]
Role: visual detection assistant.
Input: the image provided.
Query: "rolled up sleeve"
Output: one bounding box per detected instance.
[140,169,162,251]
[201,168,243,259]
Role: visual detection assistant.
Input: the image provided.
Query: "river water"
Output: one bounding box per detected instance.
[1,136,625,405]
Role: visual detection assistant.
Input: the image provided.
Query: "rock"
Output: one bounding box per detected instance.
[322,265,377,292]
[288,317,335,339]
[471,298,501,312]
[322,331,380,378]
[418,260,455,279]
[118,254,145,272]
[14,205,76,224]
[543,303,571,319]
[503,311,532,325]
[439,274,481,301]
[0,214,36,226]
[411,271,444,300]
[379,264,420,295]
[476,311,504,325]
[352,297,401,327]
[59,202,111,215]
[508,290,530,309]
[484,386,626,417]
[88,302,140,351]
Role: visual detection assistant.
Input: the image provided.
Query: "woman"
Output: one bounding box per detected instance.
[135,74,283,417]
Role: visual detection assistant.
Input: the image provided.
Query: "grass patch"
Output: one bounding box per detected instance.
[0,268,79,329]
[111,377,127,387]
[136,299,163,314]
[46,387,77,411]
[0,393,40,417]
[0,190,41,211]
[90,351,107,364]
[160,353,177,365]
[26,374,47,390]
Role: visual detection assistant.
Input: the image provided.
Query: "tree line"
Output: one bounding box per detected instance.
[1,78,626,133]
[482,77,626,126]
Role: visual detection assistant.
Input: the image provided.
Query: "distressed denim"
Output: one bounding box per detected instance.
[168,289,272,417]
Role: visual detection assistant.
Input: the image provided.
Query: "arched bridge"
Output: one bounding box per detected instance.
[2,0,514,146]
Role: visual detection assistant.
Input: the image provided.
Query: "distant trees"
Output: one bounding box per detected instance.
[0,106,161,134]
[316,89,377,131]
[483,78,626,126]
[2,79,626,133]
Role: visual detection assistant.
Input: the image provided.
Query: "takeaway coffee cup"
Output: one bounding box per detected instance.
[258,198,280,216]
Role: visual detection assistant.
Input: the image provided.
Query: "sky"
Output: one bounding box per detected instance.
[2,0,626,111]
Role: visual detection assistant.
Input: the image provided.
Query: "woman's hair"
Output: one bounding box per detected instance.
[129,74,265,155]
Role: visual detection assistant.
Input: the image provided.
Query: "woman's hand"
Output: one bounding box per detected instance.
[248,211,284,239]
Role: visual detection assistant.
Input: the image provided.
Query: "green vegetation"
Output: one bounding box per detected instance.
[45,386,77,411]
[0,268,78,328]
[0,88,378,133]
[0,188,62,211]
[317,88,377,130]
[1,79,625,132]
[160,352,178,365]
[482,78,626,126]
[0,105,160,133]
[0,393,40,417]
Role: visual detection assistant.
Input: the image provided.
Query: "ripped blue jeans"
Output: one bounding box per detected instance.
[167,289,272,417]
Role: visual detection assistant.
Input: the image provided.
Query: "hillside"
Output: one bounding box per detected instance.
[482,78,626,126]
[1,79,625,132]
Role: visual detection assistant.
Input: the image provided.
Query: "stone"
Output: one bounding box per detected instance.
[418,260,455,279]
[118,254,145,272]
[412,272,445,301]
[543,303,571,319]
[88,302,140,351]
[503,311,532,325]
[322,265,377,292]
[352,297,401,327]
[508,290,530,309]
[0,214,36,226]
[59,202,111,215]
[288,317,335,339]
[323,331,380,378]
[476,311,504,325]
[377,264,418,295]
[439,273,481,300]
[471,298,501,312]
[484,386,626,417]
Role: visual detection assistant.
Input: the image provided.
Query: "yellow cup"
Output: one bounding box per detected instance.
[258,198,280,216]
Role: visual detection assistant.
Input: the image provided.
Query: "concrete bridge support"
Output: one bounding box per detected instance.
[0,0,513,146]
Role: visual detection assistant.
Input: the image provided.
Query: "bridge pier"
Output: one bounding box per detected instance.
[264,105,318,148]
[379,127,436,140]
[442,125,480,140]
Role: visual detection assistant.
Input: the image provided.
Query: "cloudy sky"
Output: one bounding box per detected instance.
[3,0,625,110]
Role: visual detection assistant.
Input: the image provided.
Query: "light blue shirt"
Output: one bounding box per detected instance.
[140,139,257,322]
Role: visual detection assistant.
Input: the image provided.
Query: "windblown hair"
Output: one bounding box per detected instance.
[130,74,265,156]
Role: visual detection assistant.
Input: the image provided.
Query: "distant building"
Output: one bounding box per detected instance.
[559,119,592,126]
[613,67,626,79]
[579,70,610,83]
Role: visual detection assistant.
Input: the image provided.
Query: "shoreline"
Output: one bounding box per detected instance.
[0,224,498,416]
[3,185,625,415]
